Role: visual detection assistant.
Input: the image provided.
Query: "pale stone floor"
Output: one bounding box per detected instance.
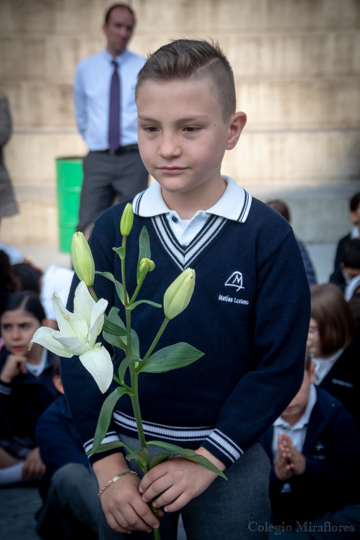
[0,243,335,539]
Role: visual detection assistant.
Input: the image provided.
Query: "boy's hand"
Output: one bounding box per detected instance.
[281,434,306,476]
[139,447,225,513]
[0,354,27,383]
[22,447,46,480]
[274,434,294,481]
[94,454,161,534]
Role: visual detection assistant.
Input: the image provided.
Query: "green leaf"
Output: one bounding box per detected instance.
[103,308,127,350]
[125,447,150,472]
[86,440,137,456]
[118,354,141,384]
[139,343,204,374]
[147,442,227,479]
[137,227,151,283]
[173,449,228,480]
[147,441,184,452]
[96,271,128,304]
[103,315,128,337]
[103,331,126,350]
[126,300,162,311]
[150,451,174,469]
[113,246,126,260]
[130,328,140,357]
[91,387,129,453]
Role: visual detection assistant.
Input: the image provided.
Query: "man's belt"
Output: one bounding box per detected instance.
[92,144,139,155]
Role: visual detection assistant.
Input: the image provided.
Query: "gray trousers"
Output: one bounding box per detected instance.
[79,149,148,226]
[36,463,100,540]
[99,436,271,540]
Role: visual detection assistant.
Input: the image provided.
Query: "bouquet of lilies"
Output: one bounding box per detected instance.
[30,203,226,539]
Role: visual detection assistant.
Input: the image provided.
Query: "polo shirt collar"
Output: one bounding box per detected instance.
[132,176,252,223]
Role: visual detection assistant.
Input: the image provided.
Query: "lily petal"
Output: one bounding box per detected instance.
[55,335,89,356]
[79,345,113,393]
[30,327,73,358]
[52,292,89,341]
[88,298,108,349]
[74,281,95,327]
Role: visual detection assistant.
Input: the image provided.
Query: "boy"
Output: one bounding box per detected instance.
[260,352,360,537]
[330,192,360,288]
[61,40,310,539]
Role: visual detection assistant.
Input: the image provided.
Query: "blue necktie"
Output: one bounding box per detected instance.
[109,60,120,152]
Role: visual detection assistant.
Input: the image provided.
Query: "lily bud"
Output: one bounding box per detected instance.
[71,232,95,287]
[120,203,134,237]
[163,268,195,320]
[139,258,155,277]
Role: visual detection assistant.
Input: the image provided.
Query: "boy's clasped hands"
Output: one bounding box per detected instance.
[274,433,306,481]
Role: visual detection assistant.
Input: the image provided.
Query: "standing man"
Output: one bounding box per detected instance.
[74,3,148,226]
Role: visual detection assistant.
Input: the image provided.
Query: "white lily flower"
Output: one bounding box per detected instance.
[30,281,113,393]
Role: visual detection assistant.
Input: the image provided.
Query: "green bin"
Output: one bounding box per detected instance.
[56,157,84,253]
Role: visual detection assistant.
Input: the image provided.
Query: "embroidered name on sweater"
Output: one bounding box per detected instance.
[218,294,249,305]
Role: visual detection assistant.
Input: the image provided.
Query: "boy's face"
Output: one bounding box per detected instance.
[280,363,315,426]
[350,203,360,226]
[306,317,321,357]
[136,77,246,215]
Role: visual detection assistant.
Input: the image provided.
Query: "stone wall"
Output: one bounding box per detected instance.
[1,0,359,247]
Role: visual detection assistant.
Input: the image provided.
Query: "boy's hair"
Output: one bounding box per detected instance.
[266,200,291,223]
[104,3,135,25]
[136,39,236,121]
[310,283,356,355]
[342,238,360,270]
[350,192,360,212]
[304,348,312,372]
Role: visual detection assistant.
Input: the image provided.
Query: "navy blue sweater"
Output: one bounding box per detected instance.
[260,387,360,526]
[61,195,310,468]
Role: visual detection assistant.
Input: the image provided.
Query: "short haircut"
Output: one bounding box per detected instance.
[310,283,356,355]
[266,200,291,223]
[136,39,236,121]
[350,192,360,212]
[0,290,46,323]
[341,238,360,270]
[104,3,135,25]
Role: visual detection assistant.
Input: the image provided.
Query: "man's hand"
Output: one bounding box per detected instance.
[94,453,161,534]
[139,447,225,513]
[22,447,46,480]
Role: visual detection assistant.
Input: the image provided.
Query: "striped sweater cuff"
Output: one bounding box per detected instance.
[202,429,244,469]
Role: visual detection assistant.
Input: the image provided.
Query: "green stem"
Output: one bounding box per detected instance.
[120,233,161,540]
[139,318,170,368]
[152,521,162,540]
[88,286,98,302]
